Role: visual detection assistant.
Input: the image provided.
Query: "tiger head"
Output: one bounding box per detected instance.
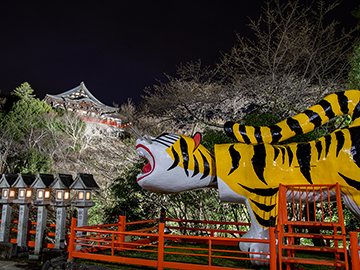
[136,132,217,193]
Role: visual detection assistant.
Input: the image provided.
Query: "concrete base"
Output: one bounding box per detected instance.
[16,246,29,258]
[41,248,67,263]
[0,242,17,258]
[29,254,41,260]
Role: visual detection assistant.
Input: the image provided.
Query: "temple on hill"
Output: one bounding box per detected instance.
[44,82,125,129]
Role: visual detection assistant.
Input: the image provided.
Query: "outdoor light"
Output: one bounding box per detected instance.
[9,190,15,198]
[57,190,63,200]
[64,190,70,200]
[26,189,32,198]
[78,191,84,200]
[2,189,8,198]
[19,189,25,198]
[37,190,43,199]
[44,190,50,199]
[85,191,91,200]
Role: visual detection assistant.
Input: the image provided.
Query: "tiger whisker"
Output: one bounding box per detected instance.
[130,126,152,144]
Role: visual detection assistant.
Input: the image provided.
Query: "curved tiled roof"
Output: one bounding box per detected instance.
[44,82,116,111]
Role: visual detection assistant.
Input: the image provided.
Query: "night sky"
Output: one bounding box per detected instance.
[0,1,358,106]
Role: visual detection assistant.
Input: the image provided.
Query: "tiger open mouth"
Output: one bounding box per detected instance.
[136,144,155,181]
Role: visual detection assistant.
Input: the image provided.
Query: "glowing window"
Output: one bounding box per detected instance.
[64,191,70,200]
[26,190,32,198]
[56,191,63,200]
[78,191,84,200]
[19,189,25,198]
[44,190,50,199]
[85,191,91,200]
[2,189,8,198]
[37,190,44,199]
[9,190,15,198]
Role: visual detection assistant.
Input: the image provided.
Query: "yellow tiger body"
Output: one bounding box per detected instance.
[221,90,360,228]
[136,90,360,264]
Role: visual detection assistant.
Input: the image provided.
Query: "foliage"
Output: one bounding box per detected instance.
[103,159,164,224]
[201,128,237,154]
[242,110,280,126]
[0,83,54,174]
[348,41,360,90]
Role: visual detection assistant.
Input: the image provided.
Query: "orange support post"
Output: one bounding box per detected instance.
[269,218,277,270]
[157,218,165,270]
[117,212,126,251]
[67,217,77,261]
[349,221,360,270]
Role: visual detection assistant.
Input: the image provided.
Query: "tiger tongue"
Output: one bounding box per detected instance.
[143,162,152,173]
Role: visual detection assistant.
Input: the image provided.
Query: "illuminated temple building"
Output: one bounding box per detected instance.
[44,82,126,129]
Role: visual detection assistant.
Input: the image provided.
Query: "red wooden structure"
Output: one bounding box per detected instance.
[277,183,360,270]
[67,213,277,269]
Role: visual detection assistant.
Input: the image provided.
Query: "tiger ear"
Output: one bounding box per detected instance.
[193,132,202,151]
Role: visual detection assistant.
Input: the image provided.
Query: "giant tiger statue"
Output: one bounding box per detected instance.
[135,90,360,264]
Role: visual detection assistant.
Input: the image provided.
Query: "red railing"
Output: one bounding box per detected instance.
[67,215,277,270]
[79,116,130,129]
[1,219,71,249]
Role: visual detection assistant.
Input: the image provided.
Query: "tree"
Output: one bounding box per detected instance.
[143,0,354,132]
[347,3,360,90]
[222,0,354,119]
[0,83,53,173]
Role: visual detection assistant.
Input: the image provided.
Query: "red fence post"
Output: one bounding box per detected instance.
[67,215,77,261]
[349,221,360,270]
[269,216,277,270]
[117,208,126,251]
[157,212,165,270]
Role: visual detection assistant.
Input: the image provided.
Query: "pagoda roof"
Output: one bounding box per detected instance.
[13,174,36,188]
[0,174,18,188]
[31,174,55,189]
[70,173,100,190]
[45,82,116,111]
[49,173,74,189]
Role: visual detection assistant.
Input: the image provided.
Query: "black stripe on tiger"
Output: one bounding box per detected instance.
[315,140,322,160]
[168,146,180,171]
[155,133,179,147]
[253,212,276,228]
[224,121,236,140]
[349,126,360,169]
[286,146,294,167]
[199,150,210,180]
[304,110,322,127]
[336,92,349,115]
[318,99,335,119]
[228,145,241,175]
[335,130,345,157]
[325,135,331,157]
[353,101,360,120]
[192,156,199,177]
[269,125,282,143]
[296,143,313,184]
[254,126,263,144]
[239,184,279,196]
[251,144,267,185]
[250,199,276,212]
[338,172,360,191]
[239,125,251,144]
[280,147,286,164]
[180,137,189,177]
[287,117,303,135]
